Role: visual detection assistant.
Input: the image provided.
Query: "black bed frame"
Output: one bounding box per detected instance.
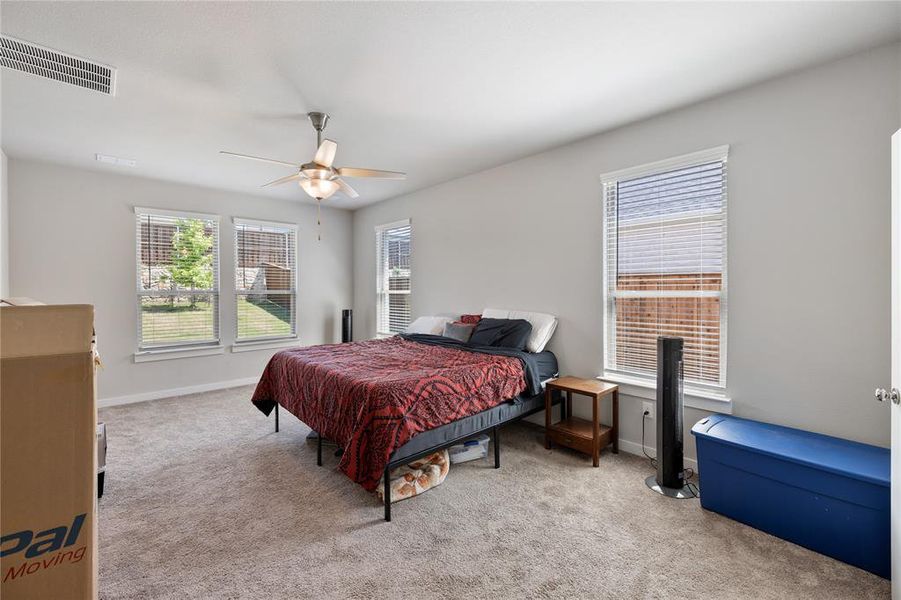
[273,390,562,521]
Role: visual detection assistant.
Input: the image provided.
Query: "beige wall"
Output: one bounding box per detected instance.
[353,43,901,459]
[7,159,353,402]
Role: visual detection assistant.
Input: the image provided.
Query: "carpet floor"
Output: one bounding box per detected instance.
[98,386,889,599]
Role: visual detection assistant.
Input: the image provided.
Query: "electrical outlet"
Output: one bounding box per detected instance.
[642,401,655,420]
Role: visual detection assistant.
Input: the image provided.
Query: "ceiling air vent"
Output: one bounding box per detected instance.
[0,35,116,95]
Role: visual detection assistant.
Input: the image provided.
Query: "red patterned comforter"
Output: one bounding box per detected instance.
[251,336,526,491]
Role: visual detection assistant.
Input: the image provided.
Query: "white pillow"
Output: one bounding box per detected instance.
[405,316,453,335]
[481,308,557,353]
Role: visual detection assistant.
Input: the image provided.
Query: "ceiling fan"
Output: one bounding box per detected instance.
[220,112,406,202]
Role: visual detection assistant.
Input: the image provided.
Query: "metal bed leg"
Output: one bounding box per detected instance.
[493,426,500,469]
[384,466,392,522]
[317,434,323,467]
[274,404,279,432]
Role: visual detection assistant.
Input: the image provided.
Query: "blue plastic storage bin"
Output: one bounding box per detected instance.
[691,415,890,578]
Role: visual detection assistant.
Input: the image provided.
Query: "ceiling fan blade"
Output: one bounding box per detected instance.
[336,167,406,180]
[261,172,304,187]
[220,151,299,168]
[314,139,338,168]
[335,178,360,198]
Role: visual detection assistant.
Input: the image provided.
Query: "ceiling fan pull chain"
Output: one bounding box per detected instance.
[317,198,322,241]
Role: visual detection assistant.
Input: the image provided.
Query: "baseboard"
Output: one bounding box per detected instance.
[523,418,700,472]
[99,377,258,408]
[100,384,696,472]
[617,437,699,471]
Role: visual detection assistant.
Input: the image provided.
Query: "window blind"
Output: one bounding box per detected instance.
[234,219,297,342]
[602,147,728,388]
[376,220,412,336]
[135,208,220,350]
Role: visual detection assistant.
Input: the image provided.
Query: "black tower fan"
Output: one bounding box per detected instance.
[645,336,694,498]
[341,309,353,343]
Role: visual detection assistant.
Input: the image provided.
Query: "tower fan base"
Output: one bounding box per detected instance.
[645,475,695,499]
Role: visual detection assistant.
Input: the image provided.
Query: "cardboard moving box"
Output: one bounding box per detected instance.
[1,303,98,599]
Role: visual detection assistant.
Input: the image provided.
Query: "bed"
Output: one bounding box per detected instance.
[251,332,559,521]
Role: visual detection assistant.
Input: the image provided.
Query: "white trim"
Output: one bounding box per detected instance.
[617,438,699,472]
[599,373,732,414]
[134,344,225,362]
[135,208,222,351]
[890,128,900,589]
[375,218,413,336]
[99,377,258,408]
[230,338,299,353]
[613,290,722,299]
[374,218,411,232]
[600,145,730,390]
[601,181,613,377]
[719,156,730,392]
[134,206,220,222]
[232,216,299,231]
[599,145,730,184]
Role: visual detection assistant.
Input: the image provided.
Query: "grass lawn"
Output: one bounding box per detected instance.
[236,297,292,339]
[141,297,292,345]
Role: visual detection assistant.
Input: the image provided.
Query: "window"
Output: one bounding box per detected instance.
[135,208,220,350]
[234,218,297,342]
[376,219,412,336]
[602,146,728,391]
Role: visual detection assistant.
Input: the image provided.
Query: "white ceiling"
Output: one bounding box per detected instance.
[2,2,899,210]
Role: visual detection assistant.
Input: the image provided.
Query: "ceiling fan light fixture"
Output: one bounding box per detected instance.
[221,112,406,223]
[299,177,339,200]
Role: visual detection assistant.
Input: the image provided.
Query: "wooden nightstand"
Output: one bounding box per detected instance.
[544,377,619,467]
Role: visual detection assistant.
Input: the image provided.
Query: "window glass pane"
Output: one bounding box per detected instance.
[139,293,217,347]
[614,295,722,384]
[617,162,725,281]
[387,293,411,334]
[237,294,293,339]
[136,211,219,349]
[138,215,217,292]
[234,221,297,341]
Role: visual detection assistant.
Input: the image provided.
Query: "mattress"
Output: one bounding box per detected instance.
[530,349,559,384]
[390,391,552,464]
[390,349,558,465]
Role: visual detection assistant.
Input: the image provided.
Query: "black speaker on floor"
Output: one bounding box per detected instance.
[645,336,693,499]
[341,309,353,343]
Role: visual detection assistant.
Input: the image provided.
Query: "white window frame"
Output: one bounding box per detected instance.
[134,206,221,353]
[600,146,730,404]
[232,217,299,344]
[375,219,412,337]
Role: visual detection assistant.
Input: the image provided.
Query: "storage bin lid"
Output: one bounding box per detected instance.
[691,415,889,487]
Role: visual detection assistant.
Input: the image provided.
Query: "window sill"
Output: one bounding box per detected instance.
[134,345,224,363]
[230,338,299,353]
[598,372,732,414]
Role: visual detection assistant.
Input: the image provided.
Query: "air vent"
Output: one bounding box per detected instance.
[0,35,115,95]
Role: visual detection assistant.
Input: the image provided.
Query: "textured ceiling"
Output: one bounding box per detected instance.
[2,2,899,209]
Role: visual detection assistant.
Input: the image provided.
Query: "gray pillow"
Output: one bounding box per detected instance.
[443,322,476,342]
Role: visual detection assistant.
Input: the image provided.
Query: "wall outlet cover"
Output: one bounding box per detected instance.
[642,400,656,420]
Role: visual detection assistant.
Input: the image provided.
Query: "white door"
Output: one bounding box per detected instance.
[891,129,900,598]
